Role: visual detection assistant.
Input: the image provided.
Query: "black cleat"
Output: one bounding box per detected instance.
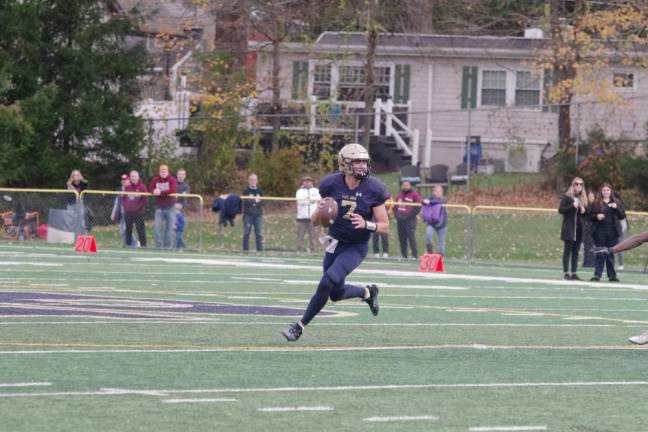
[282,322,303,342]
[364,284,380,316]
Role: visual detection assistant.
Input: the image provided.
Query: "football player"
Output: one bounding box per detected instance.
[282,143,390,341]
[592,231,648,344]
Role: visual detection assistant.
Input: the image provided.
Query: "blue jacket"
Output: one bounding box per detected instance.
[212,194,242,224]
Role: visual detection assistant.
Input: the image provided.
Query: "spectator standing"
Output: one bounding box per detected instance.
[66,169,92,232]
[122,170,147,248]
[174,202,186,250]
[558,177,588,280]
[149,164,177,248]
[212,192,242,227]
[174,169,189,250]
[295,175,321,252]
[589,183,625,282]
[242,173,263,252]
[66,169,88,195]
[175,168,190,207]
[111,174,139,248]
[422,185,448,255]
[394,180,421,260]
[372,194,391,258]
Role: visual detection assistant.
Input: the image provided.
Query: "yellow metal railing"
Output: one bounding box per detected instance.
[80,190,205,250]
[1,186,646,262]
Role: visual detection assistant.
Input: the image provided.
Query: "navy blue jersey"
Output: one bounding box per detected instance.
[319,173,389,243]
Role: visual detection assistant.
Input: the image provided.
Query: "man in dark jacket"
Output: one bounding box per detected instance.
[212,193,242,227]
[242,173,263,252]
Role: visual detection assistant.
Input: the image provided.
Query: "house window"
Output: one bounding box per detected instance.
[338,66,365,101]
[374,66,391,101]
[613,72,634,89]
[481,70,506,106]
[336,65,392,102]
[313,64,332,100]
[515,71,540,106]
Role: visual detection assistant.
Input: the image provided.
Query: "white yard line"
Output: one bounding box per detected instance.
[363,415,438,422]
[1,381,648,399]
[100,388,169,396]
[0,382,51,388]
[470,427,547,431]
[0,321,615,328]
[257,406,333,412]
[162,398,237,404]
[0,343,643,355]
[132,257,648,290]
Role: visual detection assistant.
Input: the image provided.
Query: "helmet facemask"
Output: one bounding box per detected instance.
[338,143,371,180]
[341,158,370,179]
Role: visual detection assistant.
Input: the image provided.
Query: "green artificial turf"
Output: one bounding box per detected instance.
[1,246,648,431]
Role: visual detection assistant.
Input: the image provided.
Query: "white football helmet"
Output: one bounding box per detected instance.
[338,143,370,179]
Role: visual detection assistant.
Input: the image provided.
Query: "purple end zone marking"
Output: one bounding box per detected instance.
[0,292,332,319]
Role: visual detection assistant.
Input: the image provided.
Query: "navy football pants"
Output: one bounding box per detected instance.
[301,241,368,325]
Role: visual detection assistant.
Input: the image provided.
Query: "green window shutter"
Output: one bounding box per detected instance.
[461,66,470,109]
[461,66,478,109]
[470,66,478,109]
[394,64,411,104]
[291,61,308,100]
[543,68,557,113]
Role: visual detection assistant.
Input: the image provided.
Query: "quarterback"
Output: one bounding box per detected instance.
[282,143,390,342]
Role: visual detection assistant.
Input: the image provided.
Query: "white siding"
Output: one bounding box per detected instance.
[251,41,648,171]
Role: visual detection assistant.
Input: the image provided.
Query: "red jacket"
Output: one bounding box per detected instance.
[122,182,148,214]
[394,189,421,220]
[148,175,177,208]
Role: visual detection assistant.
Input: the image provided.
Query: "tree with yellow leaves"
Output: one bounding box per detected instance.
[541,1,648,149]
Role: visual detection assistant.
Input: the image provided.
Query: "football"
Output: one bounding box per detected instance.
[315,197,338,227]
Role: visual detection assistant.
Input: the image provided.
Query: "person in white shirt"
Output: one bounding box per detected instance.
[295,175,321,252]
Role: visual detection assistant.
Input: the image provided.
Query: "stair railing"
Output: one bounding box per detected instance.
[373,99,419,165]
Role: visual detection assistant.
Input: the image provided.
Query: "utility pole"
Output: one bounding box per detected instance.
[362,0,378,150]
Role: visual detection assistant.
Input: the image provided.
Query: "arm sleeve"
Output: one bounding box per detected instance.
[558,197,574,215]
[319,179,332,198]
[616,201,626,220]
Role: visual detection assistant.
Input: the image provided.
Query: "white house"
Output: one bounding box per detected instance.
[250,31,648,173]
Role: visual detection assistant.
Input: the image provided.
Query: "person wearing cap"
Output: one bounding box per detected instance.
[110,174,139,248]
[149,164,177,249]
[295,175,321,252]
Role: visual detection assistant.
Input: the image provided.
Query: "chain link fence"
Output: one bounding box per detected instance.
[2,187,648,271]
